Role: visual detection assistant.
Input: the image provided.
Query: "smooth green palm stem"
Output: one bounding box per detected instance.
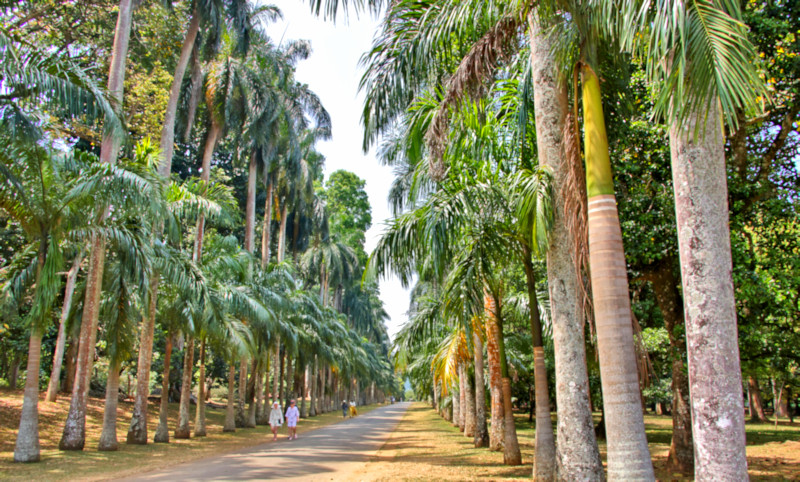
[491,292,522,466]
[582,63,654,480]
[193,338,207,436]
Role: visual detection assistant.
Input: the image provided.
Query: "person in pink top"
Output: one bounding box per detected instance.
[285,399,300,440]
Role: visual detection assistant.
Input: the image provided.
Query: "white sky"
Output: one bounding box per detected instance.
[266,1,410,340]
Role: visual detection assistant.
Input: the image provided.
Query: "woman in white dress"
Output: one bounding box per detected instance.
[269,401,284,441]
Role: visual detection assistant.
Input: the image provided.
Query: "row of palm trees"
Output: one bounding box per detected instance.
[2,0,396,464]
[361,0,766,479]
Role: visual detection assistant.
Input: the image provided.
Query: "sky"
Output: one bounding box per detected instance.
[265,1,411,340]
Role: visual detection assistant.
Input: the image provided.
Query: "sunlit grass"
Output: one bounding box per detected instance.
[353,403,800,481]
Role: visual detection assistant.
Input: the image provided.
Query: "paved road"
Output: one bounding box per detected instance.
[126,402,410,481]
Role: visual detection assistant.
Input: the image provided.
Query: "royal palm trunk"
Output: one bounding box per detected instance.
[127,274,159,444]
[246,358,258,427]
[223,363,237,432]
[472,331,489,448]
[490,293,522,466]
[174,336,195,439]
[245,151,257,253]
[98,360,122,451]
[14,327,42,462]
[236,358,248,427]
[261,178,274,268]
[669,101,748,480]
[59,0,133,452]
[153,333,173,443]
[193,339,207,436]
[464,364,476,438]
[60,236,106,451]
[521,248,556,480]
[582,63,654,479]
[46,251,83,403]
[129,5,201,446]
[527,14,604,480]
[458,366,466,432]
[485,294,504,452]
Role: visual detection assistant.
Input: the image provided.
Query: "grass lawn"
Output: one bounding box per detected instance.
[0,388,377,481]
[352,403,800,481]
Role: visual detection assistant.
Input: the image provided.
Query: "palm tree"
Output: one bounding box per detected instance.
[0,139,157,461]
[601,1,767,477]
[360,2,601,476]
[59,0,135,452]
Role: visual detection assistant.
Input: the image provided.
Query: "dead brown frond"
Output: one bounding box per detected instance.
[425,13,526,181]
[562,111,593,332]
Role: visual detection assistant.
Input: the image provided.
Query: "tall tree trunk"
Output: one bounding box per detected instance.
[485,293,505,452]
[193,339,207,436]
[153,332,173,443]
[63,337,77,394]
[309,356,318,417]
[46,251,83,403]
[246,358,257,428]
[60,0,133,452]
[14,327,42,462]
[174,336,195,439]
[528,14,604,481]
[301,364,309,418]
[521,248,557,480]
[489,292,522,466]
[127,274,160,444]
[245,150,257,253]
[138,5,202,443]
[670,101,748,480]
[60,235,105,451]
[272,341,281,404]
[158,11,200,178]
[645,258,693,474]
[98,359,121,451]
[223,362,236,432]
[581,63,654,479]
[748,376,769,422]
[193,121,222,264]
[458,365,466,432]
[464,364,476,438]
[452,384,460,429]
[236,358,248,427]
[277,201,288,263]
[285,356,294,408]
[473,332,489,448]
[261,178,274,268]
[256,354,267,425]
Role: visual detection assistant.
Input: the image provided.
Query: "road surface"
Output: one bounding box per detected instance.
[125,402,410,481]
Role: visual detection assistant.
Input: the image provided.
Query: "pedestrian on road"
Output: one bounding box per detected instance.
[285,399,300,440]
[269,401,284,441]
[349,400,357,417]
[341,400,348,418]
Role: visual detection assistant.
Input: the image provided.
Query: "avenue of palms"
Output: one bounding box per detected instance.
[1,0,799,481]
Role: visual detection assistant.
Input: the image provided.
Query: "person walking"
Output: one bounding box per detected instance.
[268,401,284,441]
[341,400,348,418]
[285,399,300,440]
[349,400,357,417]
